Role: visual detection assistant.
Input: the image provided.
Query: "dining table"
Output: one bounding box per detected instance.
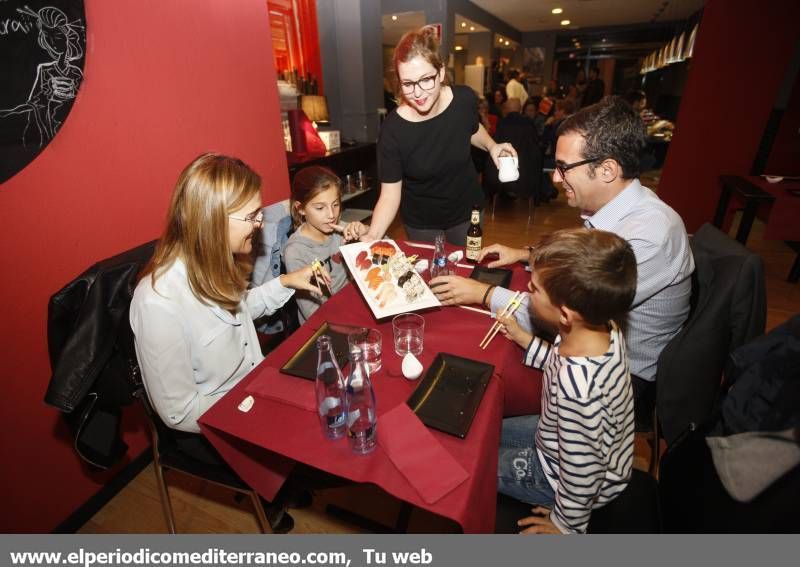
[198,241,541,533]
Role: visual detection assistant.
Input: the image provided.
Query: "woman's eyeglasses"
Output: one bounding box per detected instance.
[400,74,438,95]
[229,212,264,226]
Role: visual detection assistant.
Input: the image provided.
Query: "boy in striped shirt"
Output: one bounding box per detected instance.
[495,228,637,534]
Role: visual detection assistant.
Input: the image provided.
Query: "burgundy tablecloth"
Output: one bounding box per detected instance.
[198,242,541,533]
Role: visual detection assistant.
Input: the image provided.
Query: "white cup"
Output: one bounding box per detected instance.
[498,155,519,183]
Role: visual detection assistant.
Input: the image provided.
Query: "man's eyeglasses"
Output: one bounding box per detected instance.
[229,212,264,226]
[555,157,604,179]
[400,74,438,95]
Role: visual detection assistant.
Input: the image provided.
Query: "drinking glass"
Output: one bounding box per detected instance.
[392,313,425,356]
[347,328,382,374]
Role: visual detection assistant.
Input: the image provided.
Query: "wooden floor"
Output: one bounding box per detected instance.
[78,176,799,534]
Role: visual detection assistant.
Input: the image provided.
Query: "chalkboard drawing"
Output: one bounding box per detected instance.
[0,5,84,148]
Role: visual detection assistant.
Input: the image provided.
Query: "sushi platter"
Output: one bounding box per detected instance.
[339,239,441,319]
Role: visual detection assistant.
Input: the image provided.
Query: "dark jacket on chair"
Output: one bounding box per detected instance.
[656,223,766,445]
[45,241,156,469]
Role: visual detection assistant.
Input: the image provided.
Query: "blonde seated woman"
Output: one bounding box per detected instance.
[130,153,328,532]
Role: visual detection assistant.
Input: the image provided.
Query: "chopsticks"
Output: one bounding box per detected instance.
[458,305,493,316]
[404,241,435,250]
[311,258,331,296]
[479,291,522,350]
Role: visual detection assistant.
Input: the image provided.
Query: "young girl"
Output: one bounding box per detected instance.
[284,166,368,322]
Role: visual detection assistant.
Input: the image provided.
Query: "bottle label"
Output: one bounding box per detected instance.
[471,210,480,224]
[434,257,447,267]
[327,412,345,428]
[466,236,482,260]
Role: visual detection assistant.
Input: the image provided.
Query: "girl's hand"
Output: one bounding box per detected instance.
[280,264,332,293]
[489,142,518,168]
[342,222,369,242]
[496,314,532,349]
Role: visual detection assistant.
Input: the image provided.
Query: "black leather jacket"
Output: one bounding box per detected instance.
[45,241,156,469]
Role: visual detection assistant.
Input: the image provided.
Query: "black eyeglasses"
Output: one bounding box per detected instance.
[399,74,439,95]
[555,157,604,179]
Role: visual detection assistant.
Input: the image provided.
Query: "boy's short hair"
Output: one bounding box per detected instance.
[531,228,637,326]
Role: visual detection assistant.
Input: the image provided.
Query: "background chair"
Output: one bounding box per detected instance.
[658,423,800,533]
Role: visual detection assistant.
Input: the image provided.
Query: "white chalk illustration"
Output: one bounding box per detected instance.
[0,5,84,148]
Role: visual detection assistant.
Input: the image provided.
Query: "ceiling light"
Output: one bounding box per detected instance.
[391,15,397,21]
[505,40,510,46]
[561,20,571,26]
[470,26,475,31]
[552,8,563,14]
[455,45,463,51]
[461,22,466,27]
[602,38,607,42]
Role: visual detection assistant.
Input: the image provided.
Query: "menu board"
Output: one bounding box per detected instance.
[339,239,441,319]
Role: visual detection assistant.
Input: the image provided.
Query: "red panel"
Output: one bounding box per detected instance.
[657,0,800,232]
[765,70,800,176]
[267,0,323,94]
[0,0,289,532]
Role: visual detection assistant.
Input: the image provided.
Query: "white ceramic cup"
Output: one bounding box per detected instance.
[498,155,520,183]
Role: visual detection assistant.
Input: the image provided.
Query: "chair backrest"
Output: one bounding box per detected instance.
[656,223,766,445]
[252,202,297,337]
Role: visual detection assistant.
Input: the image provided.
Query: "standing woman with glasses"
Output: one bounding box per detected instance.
[363,26,517,245]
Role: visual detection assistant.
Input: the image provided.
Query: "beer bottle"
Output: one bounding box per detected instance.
[466,206,482,262]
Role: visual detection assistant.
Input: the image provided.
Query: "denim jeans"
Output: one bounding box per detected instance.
[497,415,556,506]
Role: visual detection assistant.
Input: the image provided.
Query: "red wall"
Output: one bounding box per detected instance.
[766,67,800,176]
[657,0,800,231]
[0,0,290,532]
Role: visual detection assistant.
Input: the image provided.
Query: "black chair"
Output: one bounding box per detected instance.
[651,223,767,471]
[495,469,661,534]
[130,366,272,533]
[659,424,800,533]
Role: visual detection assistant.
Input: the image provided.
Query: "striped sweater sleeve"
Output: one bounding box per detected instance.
[549,364,607,534]
[523,335,552,369]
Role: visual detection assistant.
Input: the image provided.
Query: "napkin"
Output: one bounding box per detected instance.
[378,403,469,504]
[245,367,316,412]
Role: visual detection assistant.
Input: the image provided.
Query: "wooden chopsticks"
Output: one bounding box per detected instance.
[479,291,522,350]
[311,258,331,296]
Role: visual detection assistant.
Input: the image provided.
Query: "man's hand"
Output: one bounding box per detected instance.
[429,275,489,306]
[478,243,529,268]
[518,507,562,535]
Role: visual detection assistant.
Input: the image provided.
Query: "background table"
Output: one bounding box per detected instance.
[198,244,541,533]
[714,174,800,282]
